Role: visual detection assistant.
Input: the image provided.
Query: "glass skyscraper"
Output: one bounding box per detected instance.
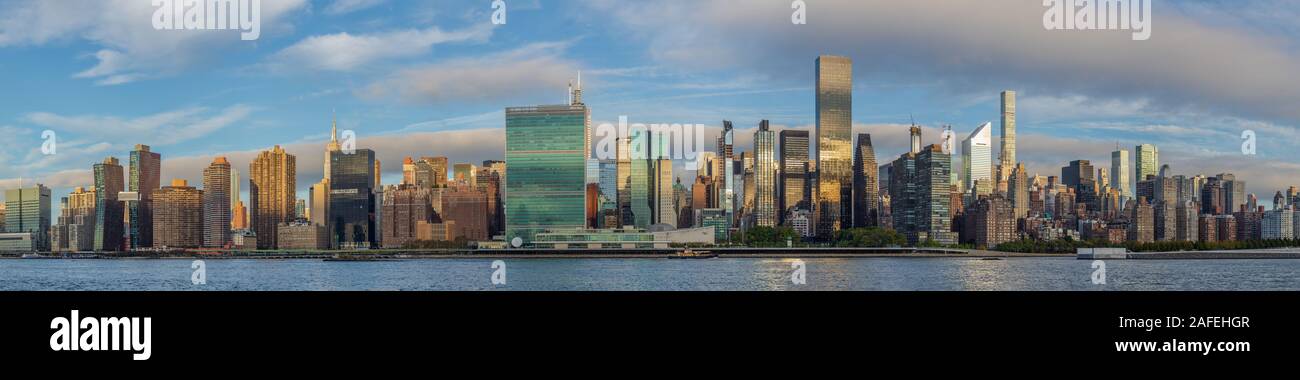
[128,144,160,249]
[1111,148,1132,200]
[629,127,653,228]
[890,145,955,245]
[779,129,809,220]
[962,122,993,198]
[814,55,852,237]
[505,100,590,247]
[329,148,377,248]
[1136,144,1159,183]
[93,157,125,252]
[852,133,877,228]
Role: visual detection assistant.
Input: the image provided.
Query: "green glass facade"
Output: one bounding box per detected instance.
[505,105,589,247]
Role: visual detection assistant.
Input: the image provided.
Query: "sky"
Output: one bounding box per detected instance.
[2,0,1300,214]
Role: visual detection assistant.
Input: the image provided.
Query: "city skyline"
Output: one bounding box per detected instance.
[2,0,1299,216]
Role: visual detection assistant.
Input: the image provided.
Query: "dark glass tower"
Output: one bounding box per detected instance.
[329,148,378,248]
[852,133,878,228]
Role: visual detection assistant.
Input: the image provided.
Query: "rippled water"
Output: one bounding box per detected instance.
[1,257,1298,291]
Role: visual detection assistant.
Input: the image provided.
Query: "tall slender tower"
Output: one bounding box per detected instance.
[128,144,160,249]
[999,91,1016,182]
[814,55,853,237]
[654,132,676,228]
[717,120,735,220]
[230,168,241,227]
[203,157,232,248]
[249,145,296,249]
[753,121,777,227]
[617,129,632,226]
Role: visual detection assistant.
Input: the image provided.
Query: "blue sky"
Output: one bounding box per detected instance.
[2,0,1300,212]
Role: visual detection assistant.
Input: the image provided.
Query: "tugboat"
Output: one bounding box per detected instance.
[668,248,717,259]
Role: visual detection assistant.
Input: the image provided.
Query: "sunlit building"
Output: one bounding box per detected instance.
[814,55,853,237]
[153,179,203,249]
[202,157,232,248]
[249,145,296,249]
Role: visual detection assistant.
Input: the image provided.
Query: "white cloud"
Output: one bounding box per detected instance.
[583,0,1300,124]
[0,0,308,85]
[359,42,580,104]
[24,105,255,146]
[268,23,493,72]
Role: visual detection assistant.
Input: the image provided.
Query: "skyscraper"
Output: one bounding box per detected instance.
[1217,173,1247,213]
[654,131,676,227]
[999,91,1016,183]
[202,157,232,248]
[230,168,241,227]
[890,144,955,245]
[814,55,852,237]
[852,133,878,228]
[93,157,124,252]
[128,144,160,249]
[249,145,296,250]
[153,179,203,248]
[962,122,993,198]
[1009,163,1029,219]
[4,185,51,252]
[1062,160,1094,189]
[630,126,653,228]
[716,120,735,222]
[329,148,378,249]
[754,121,777,227]
[1135,144,1159,182]
[779,129,810,219]
[504,84,590,247]
[617,132,632,226]
[1111,147,1131,200]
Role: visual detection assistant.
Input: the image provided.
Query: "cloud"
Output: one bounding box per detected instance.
[359,42,580,104]
[24,105,255,146]
[584,0,1300,125]
[268,23,493,72]
[0,0,308,85]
